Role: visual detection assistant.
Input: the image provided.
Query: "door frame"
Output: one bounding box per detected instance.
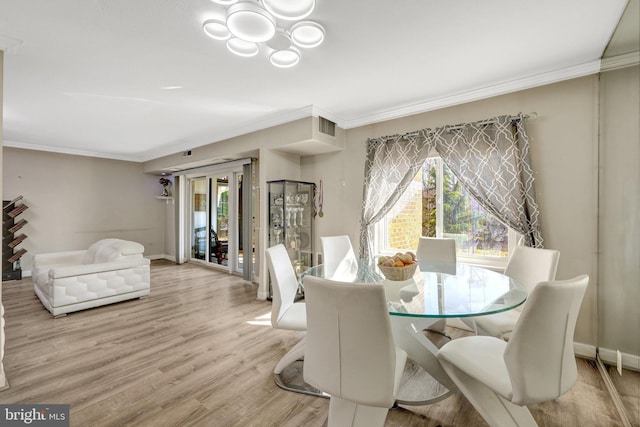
[174,159,254,279]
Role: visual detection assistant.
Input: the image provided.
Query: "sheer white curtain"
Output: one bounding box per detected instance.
[359,115,543,261]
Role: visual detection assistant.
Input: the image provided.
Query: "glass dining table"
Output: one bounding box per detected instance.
[301,259,527,405]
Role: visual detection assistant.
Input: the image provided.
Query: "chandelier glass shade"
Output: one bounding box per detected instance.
[202,0,324,67]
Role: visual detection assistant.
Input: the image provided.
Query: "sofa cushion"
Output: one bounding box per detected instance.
[82,239,144,264]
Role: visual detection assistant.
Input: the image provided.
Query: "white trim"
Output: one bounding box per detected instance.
[3,139,140,162]
[599,347,640,372]
[146,254,176,262]
[600,51,640,73]
[173,158,251,177]
[574,341,597,360]
[339,60,602,129]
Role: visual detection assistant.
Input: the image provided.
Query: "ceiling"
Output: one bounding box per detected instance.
[0,0,633,162]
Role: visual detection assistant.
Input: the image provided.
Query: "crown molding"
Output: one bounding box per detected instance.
[3,140,140,162]
[600,51,640,72]
[339,60,602,129]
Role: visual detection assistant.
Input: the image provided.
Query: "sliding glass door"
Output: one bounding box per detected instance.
[187,167,246,275]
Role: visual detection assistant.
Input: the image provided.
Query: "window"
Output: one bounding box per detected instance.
[376,158,517,267]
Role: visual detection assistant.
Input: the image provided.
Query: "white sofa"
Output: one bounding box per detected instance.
[32,238,151,317]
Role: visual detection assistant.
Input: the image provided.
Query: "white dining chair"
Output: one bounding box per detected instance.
[467,245,560,340]
[437,275,589,427]
[265,244,307,378]
[416,236,457,266]
[415,237,457,332]
[303,276,408,427]
[320,235,357,280]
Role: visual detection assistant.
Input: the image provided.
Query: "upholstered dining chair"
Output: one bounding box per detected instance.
[467,245,560,340]
[320,235,357,280]
[437,275,589,427]
[415,237,457,332]
[303,276,408,427]
[265,244,307,379]
[415,236,457,267]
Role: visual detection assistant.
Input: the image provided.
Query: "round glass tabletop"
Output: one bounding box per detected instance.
[302,260,527,318]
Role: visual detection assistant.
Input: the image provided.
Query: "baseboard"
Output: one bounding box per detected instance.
[599,347,640,372]
[146,254,176,262]
[574,342,597,360]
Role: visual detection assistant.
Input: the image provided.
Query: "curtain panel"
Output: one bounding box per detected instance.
[359,114,543,261]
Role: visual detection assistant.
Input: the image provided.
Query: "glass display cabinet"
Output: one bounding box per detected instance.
[267,180,315,287]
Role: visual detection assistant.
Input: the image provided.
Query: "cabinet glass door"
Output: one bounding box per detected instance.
[268,180,315,285]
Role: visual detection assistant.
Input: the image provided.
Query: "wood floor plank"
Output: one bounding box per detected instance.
[0,260,628,426]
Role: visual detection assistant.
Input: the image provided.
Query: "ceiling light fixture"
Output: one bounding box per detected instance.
[290,21,325,48]
[226,2,276,43]
[226,37,260,57]
[211,0,237,5]
[270,47,300,68]
[262,0,315,21]
[203,18,231,40]
[202,0,324,67]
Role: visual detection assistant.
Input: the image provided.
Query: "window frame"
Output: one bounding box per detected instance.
[374,157,518,271]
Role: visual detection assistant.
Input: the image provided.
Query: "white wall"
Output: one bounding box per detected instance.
[2,148,168,271]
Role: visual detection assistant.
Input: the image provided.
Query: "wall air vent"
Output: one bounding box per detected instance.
[318,116,336,137]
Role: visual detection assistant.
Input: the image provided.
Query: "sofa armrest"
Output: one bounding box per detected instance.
[49,258,151,279]
[33,250,87,268]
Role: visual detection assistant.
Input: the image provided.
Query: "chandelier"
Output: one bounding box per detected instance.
[202,0,325,68]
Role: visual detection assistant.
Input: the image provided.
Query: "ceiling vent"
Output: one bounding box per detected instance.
[318,116,336,137]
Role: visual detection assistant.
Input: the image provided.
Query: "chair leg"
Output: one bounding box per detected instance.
[273,336,306,374]
[439,360,537,427]
[328,397,389,427]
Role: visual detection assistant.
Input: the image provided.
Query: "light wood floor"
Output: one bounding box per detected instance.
[0,260,626,426]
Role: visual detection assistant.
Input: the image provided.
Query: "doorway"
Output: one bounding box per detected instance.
[187,166,247,275]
